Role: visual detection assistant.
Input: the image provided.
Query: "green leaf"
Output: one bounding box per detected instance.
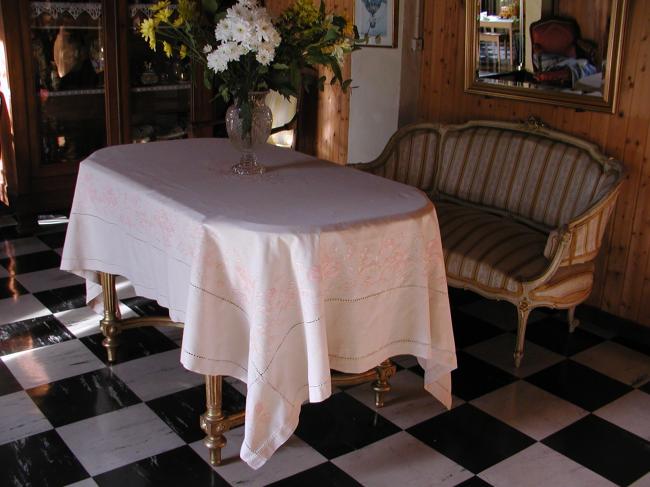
[322,28,339,43]
[342,79,352,91]
[272,63,290,70]
[203,69,213,89]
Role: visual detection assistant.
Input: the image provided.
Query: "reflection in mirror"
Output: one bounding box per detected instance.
[466,0,628,112]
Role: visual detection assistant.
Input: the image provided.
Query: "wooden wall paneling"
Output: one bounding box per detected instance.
[417,0,650,325]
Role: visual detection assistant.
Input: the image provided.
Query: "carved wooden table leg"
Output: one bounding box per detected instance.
[372,359,396,407]
[99,272,120,363]
[201,375,227,466]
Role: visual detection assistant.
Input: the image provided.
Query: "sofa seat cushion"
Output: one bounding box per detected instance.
[436,200,550,295]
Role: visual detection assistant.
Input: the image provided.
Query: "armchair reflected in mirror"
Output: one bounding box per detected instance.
[465,0,628,113]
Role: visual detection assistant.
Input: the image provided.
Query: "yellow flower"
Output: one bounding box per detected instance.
[154,7,172,23]
[163,41,173,58]
[140,18,157,51]
[178,0,196,23]
[151,1,170,12]
[343,21,354,38]
[179,44,188,59]
[172,16,184,28]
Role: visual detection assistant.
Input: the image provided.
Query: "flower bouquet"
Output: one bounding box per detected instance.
[139,0,357,174]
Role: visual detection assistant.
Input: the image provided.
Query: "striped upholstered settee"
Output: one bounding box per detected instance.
[353,120,624,367]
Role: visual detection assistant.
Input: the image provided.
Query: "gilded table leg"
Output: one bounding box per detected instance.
[99,272,120,363]
[201,375,227,466]
[372,360,396,408]
[568,306,580,333]
[514,299,531,368]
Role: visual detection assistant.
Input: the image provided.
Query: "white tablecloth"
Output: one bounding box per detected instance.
[61,139,456,469]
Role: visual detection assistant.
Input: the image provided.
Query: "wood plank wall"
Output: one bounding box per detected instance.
[266,0,352,164]
[418,0,650,325]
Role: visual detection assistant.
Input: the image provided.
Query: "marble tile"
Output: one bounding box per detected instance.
[0,360,21,397]
[0,250,61,276]
[81,327,178,366]
[347,369,464,429]
[573,341,650,387]
[0,237,50,259]
[36,231,66,249]
[28,368,141,428]
[0,314,74,356]
[0,430,89,487]
[0,265,7,278]
[479,442,615,487]
[595,390,650,441]
[111,349,204,402]
[631,472,650,487]
[0,294,52,326]
[34,283,86,313]
[0,276,28,299]
[0,391,52,445]
[459,299,545,332]
[0,215,16,227]
[471,380,588,440]
[54,303,137,338]
[268,461,361,486]
[154,325,184,346]
[57,403,185,476]
[16,268,84,293]
[65,479,98,487]
[2,339,105,389]
[465,333,565,378]
[449,351,517,401]
[191,429,327,487]
[333,431,473,487]
[391,354,418,369]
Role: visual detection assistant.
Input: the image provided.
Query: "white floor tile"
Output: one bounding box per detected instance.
[595,390,650,441]
[57,403,184,476]
[333,431,473,487]
[0,237,49,259]
[479,443,616,487]
[16,268,84,293]
[464,333,564,378]
[573,341,650,387]
[471,381,588,440]
[190,428,326,486]
[64,479,99,487]
[631,472,650,486]
[54,303,137,338]
[0,391,52,445]
[1,339,104,389]
[347,369,463,429]
[0,294,51,326]
[111,349,204,401]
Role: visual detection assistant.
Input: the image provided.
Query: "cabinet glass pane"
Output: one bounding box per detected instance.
[128,2,190,143]
[30,1,106,165]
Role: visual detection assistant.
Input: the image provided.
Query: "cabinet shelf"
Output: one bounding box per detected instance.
[131,84,191,93]
[30,2,103,21]
[44,88,105,97]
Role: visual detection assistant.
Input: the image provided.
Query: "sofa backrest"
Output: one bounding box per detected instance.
[369,124,441,193]
[437,122,622,229]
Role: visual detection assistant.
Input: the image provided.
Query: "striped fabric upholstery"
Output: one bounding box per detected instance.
[437,127,617,228]
[436,201,549,294]
[370,128,440,192]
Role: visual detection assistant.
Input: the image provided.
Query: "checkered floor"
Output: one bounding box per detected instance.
[1,214,650,487]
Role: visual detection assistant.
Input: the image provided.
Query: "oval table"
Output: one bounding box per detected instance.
[61,139,457,469]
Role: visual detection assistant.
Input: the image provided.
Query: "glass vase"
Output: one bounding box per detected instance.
[226,91,273,175]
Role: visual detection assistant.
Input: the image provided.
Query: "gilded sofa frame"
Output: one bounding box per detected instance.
[353,119,624,367]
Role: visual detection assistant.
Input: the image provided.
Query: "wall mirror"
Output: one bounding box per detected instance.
[465,0,628,113]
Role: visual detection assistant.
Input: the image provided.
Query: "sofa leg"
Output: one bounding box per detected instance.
[568,306,580,333]
[514,300,531,368]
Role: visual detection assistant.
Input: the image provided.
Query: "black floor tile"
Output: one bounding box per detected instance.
[641,382,650,395]
[407,403,535,474]
[33,284,86,313]
[454,477,494,487]
[543,415,650,486]
[0,359,21,396]
[122,296,170,317]
[526,359,632,411]
[451,309,505,349]
[0,250,61,276]
[0,430,89,486]
[93,445,229,487]
[449,351,517,401]
[80,327,178,365]
[0,315,74,356]
[525,316,604,357]
[612,334,650,357]
[0,277,28,299]
[295,392,401,459]
[36,231,66,249]
[147,383,245,443]
[448,288,483,307]
[27,368,141,427]
[269,461,362,487]
[0,225,19,240]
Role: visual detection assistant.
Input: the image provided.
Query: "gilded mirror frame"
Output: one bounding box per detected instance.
[464,0,628,113]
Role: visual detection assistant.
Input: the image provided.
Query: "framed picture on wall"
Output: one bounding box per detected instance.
[354,0,398,48]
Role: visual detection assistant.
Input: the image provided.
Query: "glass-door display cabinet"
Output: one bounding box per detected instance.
[0,1,215,232]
